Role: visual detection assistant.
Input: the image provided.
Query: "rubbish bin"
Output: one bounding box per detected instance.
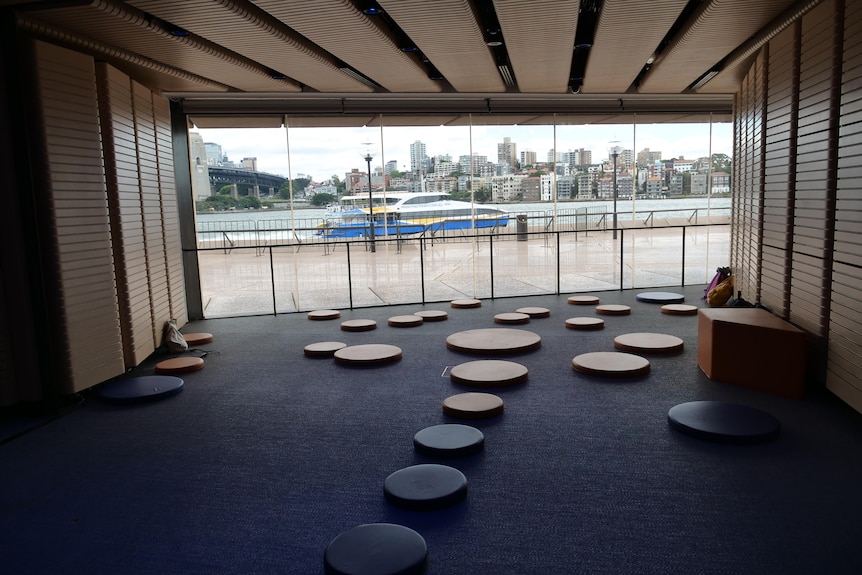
[516,214,528,241]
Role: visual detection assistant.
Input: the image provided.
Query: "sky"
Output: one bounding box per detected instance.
[192,122,733,183]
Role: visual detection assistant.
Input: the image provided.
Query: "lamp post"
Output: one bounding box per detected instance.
[361,143,376,252]
[608,141,622,240]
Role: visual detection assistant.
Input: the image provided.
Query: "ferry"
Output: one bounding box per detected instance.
[317,192,509,238]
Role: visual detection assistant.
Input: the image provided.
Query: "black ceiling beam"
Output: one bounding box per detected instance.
[569,0,603,93]
[473,0,518,90]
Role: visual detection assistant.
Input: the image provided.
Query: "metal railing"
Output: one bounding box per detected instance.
[194,206,730,250]
[191,219,731,318]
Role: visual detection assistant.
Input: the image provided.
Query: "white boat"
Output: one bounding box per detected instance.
[317,192,509,238]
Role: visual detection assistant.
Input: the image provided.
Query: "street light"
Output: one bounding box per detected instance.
[608,141,622,240]
[361,142,376,252]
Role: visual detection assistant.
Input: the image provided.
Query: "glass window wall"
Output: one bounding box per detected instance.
[190,117,732,317]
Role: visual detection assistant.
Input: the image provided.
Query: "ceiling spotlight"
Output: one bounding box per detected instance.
[487,40,503,47]
[167,26,189,37]
[361,3,383,15]
[575,43,592,50]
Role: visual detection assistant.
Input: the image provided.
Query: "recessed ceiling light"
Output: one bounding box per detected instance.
[487,40,503,47]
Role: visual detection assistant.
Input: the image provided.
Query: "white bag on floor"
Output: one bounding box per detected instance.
[162,319,188,353]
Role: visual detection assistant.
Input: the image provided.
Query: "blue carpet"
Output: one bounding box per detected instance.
[2,286,862,574]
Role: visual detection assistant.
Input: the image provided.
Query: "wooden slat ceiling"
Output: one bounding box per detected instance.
[8,0,822,126]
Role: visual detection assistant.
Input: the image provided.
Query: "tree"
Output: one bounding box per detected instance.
[239,196,261,209]
[197,194,239,212]
[682,172,692,194]
[279,176,312,199]
[311,192,336,207]
[711,153,732,175]
[331,175,347,195]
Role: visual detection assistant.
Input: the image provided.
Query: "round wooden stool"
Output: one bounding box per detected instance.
[494,312,530,325]
[384,464,468,511]
[451,298,482,309]
[450,360,528,387]
[516,306,551,318]
[614,332,684,354]
[307,309,341,321]
[303,341,347,358]
[413,310,448,321]
[324,523,427,575]
[568,295,600,305]
[183,332,213,345]
[442,392,504,419]
[333,344,402,366]
[387,315,424,328]
[565,317,605,330]
[595,304,631,316]
[446,328,541,355]
[571,352,650,377]
[661,304,698,316]
[413,424,485,457]
[340,319,377,332]
[668,401,780,444]
[154,357,205,375]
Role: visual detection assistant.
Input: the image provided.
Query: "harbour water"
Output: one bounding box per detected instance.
[194,196,731,247]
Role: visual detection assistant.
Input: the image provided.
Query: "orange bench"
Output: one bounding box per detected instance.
[697,308,807,399]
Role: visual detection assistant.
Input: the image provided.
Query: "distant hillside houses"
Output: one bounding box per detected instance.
[298,140,733,202]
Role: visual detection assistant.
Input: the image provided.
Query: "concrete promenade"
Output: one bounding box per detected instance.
[196,217,731,318]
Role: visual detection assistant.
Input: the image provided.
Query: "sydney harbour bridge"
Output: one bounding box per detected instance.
[208,166,287,198]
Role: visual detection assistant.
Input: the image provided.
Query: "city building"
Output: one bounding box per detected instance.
[489,174,526,202]
[637,147,663,166]
[497,136,517,169]
[645,176,665,197]
[189,133,212,199]
[711,171,731,193]
[409,140,427,176]
[521,176,541,201]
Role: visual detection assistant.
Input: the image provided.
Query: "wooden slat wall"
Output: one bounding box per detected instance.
[134,82,171,345]
[761,25,798,318]
[29,45,188,397]
[97,64,155,366]
[96,65,187,367]
[733,0,862,412]
[154,96,187,323]
[830,0,862,411]
[730,53,764,301]
[135,80,187,335]
[790,0,840,336]
[33,42,125,393]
